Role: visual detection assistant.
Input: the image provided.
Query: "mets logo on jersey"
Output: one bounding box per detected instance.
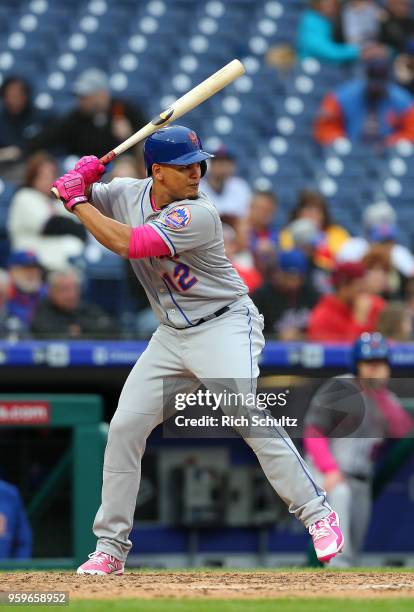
[164,206,192,230]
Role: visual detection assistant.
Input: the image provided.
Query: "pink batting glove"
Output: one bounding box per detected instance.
[52,171,87,212]
[74,155,105,186]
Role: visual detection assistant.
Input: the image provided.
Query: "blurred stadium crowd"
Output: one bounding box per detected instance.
[1,0,414,341]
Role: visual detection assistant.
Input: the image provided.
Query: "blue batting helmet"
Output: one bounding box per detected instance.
[143,125,213,177]
[352,332,390,369]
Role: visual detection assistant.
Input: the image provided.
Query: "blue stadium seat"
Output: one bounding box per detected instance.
[84,250,127,318]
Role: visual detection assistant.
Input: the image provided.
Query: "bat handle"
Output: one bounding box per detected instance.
[99,150,116,165]
[50,150,117,199]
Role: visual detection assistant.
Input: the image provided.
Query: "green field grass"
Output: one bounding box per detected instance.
[4,599,411,612]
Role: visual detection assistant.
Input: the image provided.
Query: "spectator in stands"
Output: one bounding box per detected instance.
[304,332,414,567]
[280,190,349,266]
[108,155,140,180]
[7,251,46,335]
[29,69,146,160]
[31,268,115,339]
[0,76,51,182]
[404,278,414,324]
[243,190,282,282]
[284,218,331,294]
[362,244,396,299]
[379,0,414,55]
[307,262,385,341]
[393,39,414,95]
[252,249,317,338]
[266,44,296,73]
[337,201,414,279]
[248,190,279,253]
[297,0,361,64]
[314,55,414,146]
[7,152,86,271]
[339,0,380,46]
[223,223,262,293]
[201,147,251,224]
[377,301,413,341]
[0,478,32,559]
[0,269,11,338]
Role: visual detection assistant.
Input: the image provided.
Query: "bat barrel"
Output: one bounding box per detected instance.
[50,59,245,199]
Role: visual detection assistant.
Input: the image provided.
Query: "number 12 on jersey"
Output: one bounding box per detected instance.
[163,261,198,292]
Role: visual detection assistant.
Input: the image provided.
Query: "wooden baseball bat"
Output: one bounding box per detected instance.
[51,59,245,199]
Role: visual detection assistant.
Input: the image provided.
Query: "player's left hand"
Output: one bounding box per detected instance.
[52,171,88,212]
[74,155,105,186]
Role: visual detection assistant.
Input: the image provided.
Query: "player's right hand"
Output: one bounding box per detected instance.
[74,155,105,186]
[52,171,88,212]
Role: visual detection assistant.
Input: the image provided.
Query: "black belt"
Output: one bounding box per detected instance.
[346,473,370,483]
[194,306,230,327]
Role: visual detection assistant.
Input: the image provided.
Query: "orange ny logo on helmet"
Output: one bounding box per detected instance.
[188,131,198,146]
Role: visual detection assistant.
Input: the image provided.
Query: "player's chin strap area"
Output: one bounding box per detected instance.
[193,305,230,327]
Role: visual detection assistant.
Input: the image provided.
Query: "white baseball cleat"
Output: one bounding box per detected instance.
[77,551,124,575]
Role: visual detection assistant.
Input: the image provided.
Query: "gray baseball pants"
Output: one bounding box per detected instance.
[94,298,331,561]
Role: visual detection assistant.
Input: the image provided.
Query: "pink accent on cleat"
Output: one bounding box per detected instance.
[309,511,344,563]
[77,551,124,575]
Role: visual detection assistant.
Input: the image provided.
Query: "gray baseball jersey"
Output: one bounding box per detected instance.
[91,177,247,328]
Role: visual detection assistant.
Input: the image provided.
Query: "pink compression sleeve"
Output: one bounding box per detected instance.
[303,425,340,474]
[128,225,171,259]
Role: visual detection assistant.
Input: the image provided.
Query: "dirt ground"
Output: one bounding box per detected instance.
[0,570,414,600]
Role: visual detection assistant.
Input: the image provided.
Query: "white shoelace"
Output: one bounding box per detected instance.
[87,551,115,565]
[309,519,331,540]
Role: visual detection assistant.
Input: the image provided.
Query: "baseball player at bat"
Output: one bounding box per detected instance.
[51,125,344,575]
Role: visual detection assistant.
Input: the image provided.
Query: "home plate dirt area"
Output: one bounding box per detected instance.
[1,569,414,600]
